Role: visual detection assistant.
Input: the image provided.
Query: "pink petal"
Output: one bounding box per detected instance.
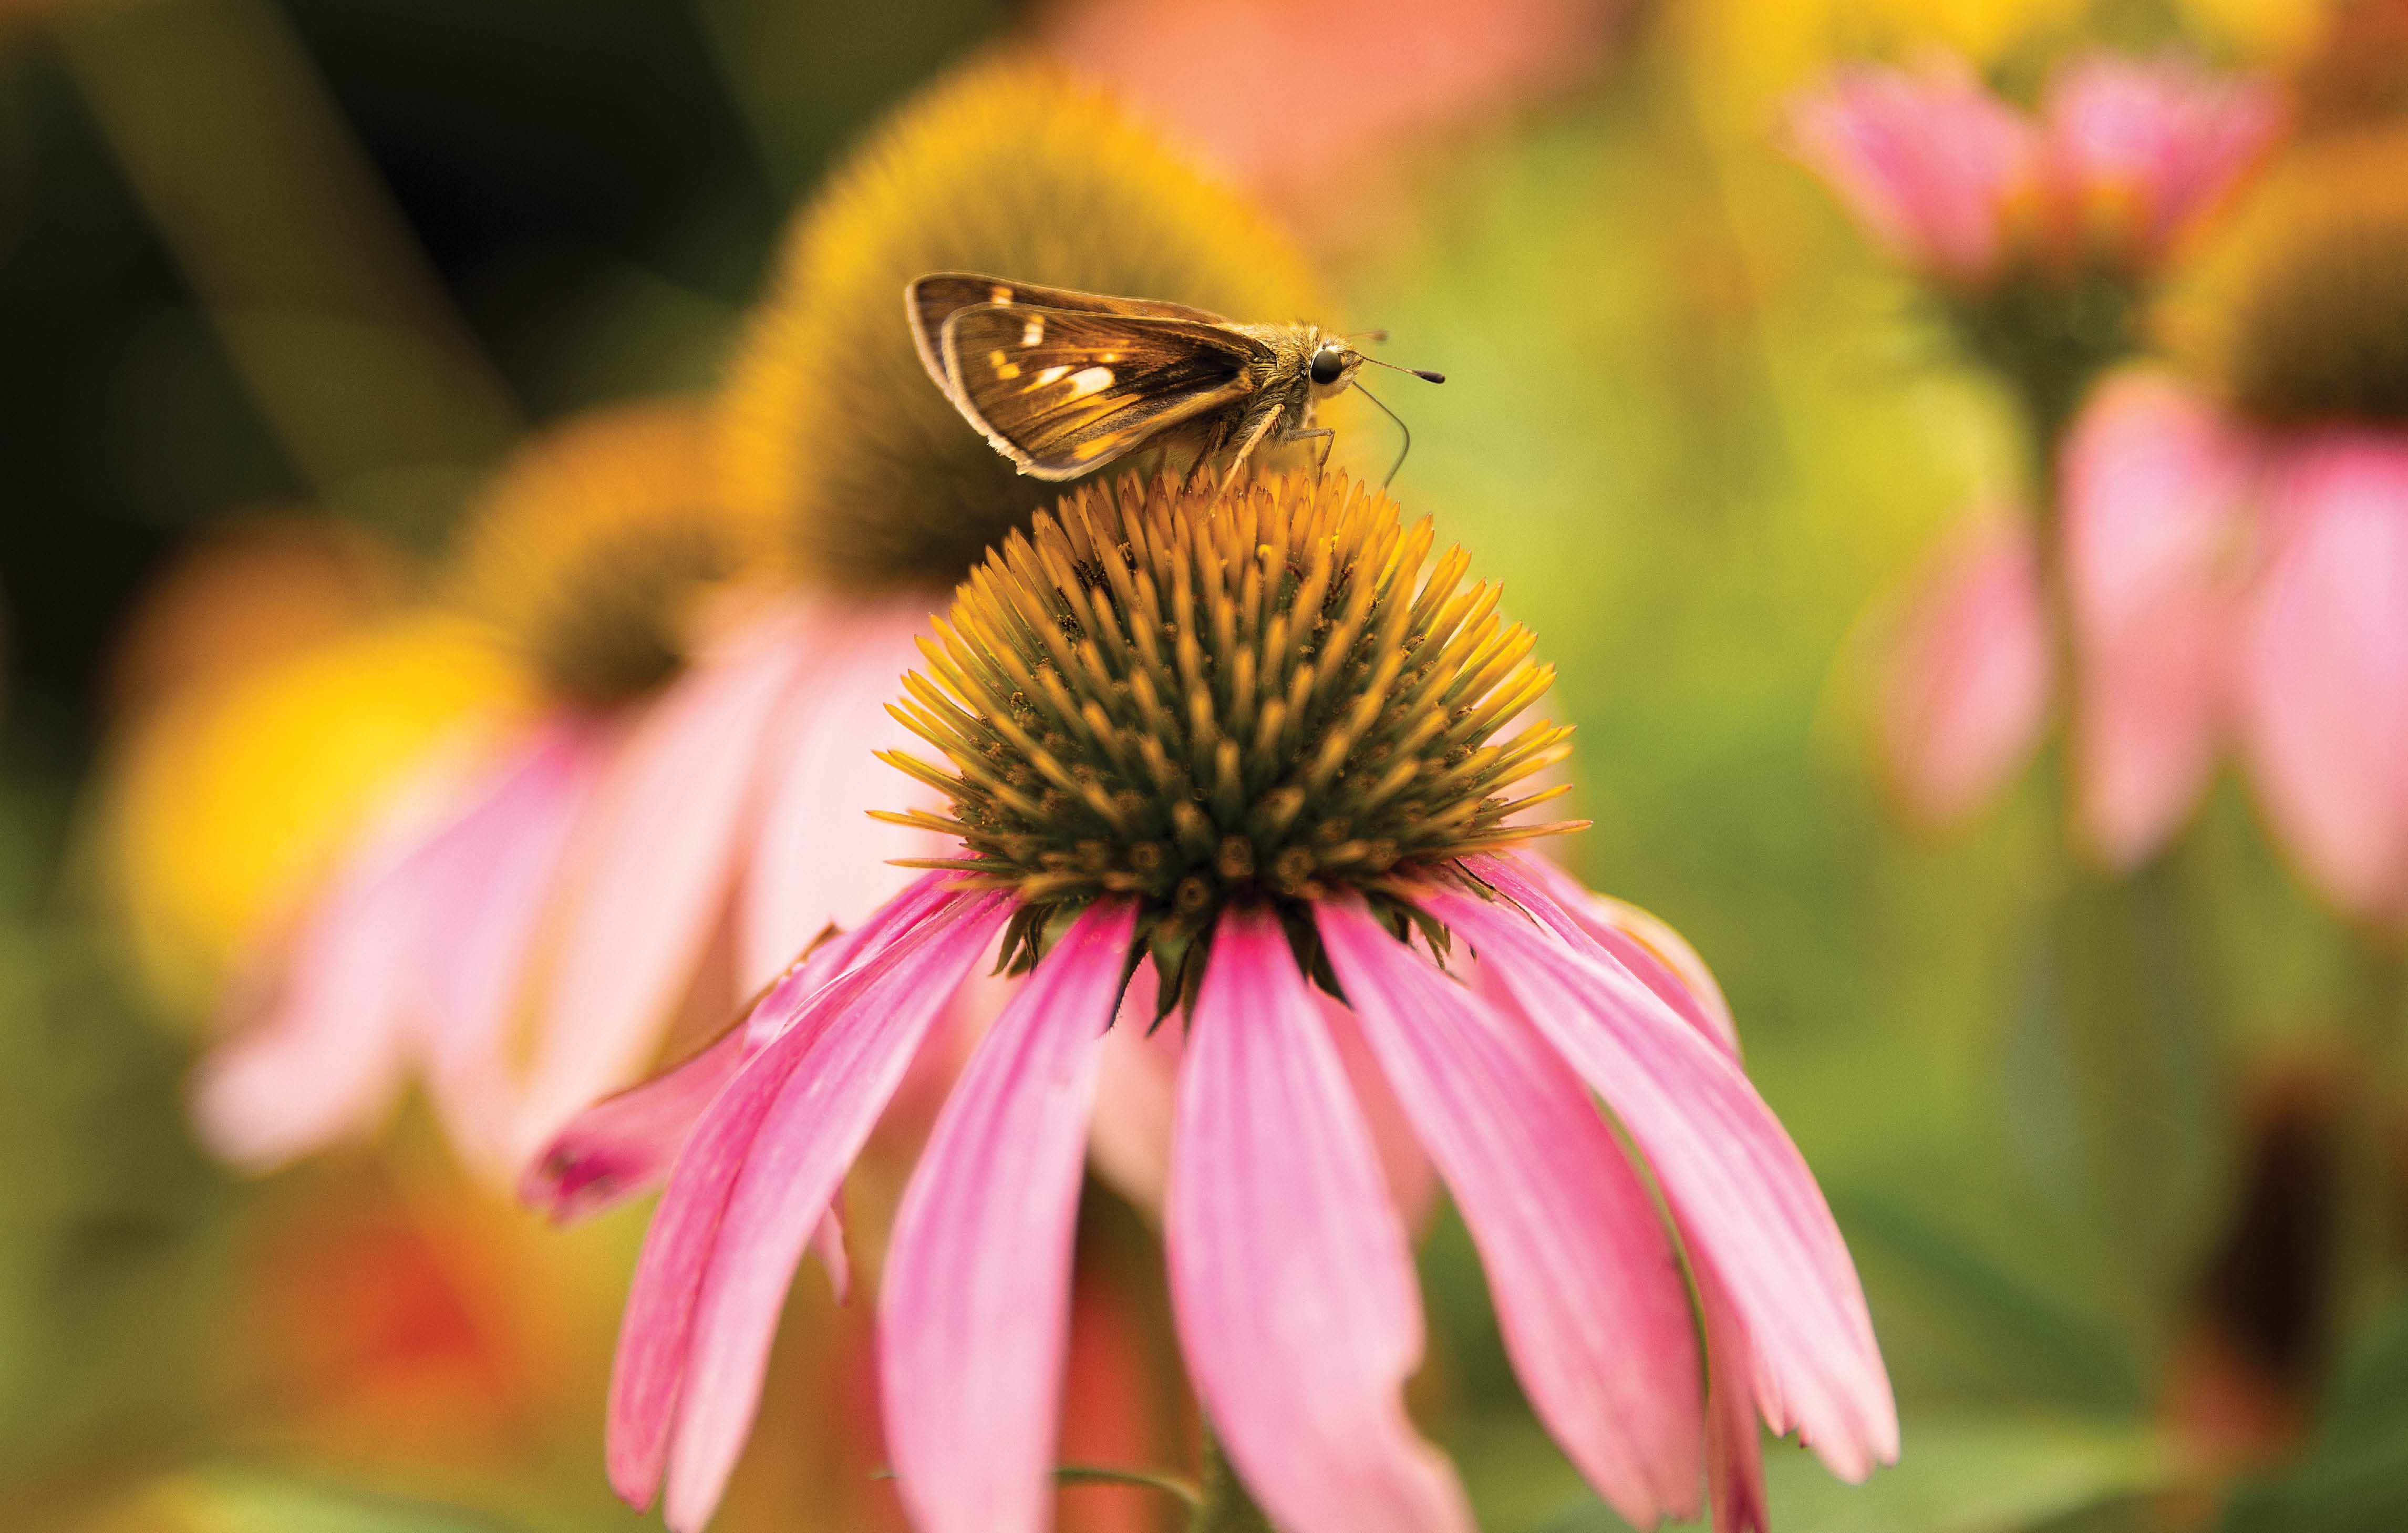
[411,716,610,1174]
[1501,852,1740,1060]
[1872,513,2053,829]
[2061,374,2256,868]
[603,882,1000,1515]
[518,616,809,1152]
[737,595,948,984]
[1317,898,1706,1527]
[881,900,1136,1533]
[2240,436,2408,928]
[191,747,474,1169]
[1699,1264,1771,1533]
[2041,52,2280,266]
[1783,54,2036,282]
[661,892,1014,1531]
[1431,867,1898,1483]
[525,871,962,1222]
[1166,905,1473,1533]
[1088,960,1439,1230]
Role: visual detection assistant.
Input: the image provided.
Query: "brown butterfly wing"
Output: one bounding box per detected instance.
[938,304,1262,480]
[905,272,1235,405]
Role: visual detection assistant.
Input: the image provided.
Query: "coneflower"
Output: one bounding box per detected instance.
[2051,125,2408,926]
[536,469,1897,1533]
[191,401,886,1174]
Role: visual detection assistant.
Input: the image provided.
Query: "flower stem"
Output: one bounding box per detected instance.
[1189,1430,1276,1533]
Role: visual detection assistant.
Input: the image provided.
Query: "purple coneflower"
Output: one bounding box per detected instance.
[535,468,1896,1533]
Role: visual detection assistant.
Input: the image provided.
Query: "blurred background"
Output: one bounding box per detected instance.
[5,0,2404,1529]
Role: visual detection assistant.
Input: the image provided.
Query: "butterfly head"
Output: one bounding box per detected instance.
[1308,331,1445,398]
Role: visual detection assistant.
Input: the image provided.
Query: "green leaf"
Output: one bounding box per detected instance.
[1537,1415,2179,1533]
[150,1469,525,1533]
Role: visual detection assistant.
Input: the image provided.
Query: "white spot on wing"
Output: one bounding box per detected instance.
[1031,365,1070,387]
[1021,316,1044,347]
[1067,366,1113,398]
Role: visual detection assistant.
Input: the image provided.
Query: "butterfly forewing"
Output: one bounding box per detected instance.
[906,272,1234,405]
[938,304,1260,479]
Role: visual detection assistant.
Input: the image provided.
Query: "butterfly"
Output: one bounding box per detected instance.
[906,271,1443,491]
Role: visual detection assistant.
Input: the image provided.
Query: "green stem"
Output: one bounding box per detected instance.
[1189,1431,1276,1533]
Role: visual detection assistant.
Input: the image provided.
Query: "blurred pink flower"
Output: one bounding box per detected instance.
[196,593,944,1178]
[1785,51,2278,285]
[1874,369,2408,924]
[532,854,1895,1533]
[1869,513,2053,830]
[1040,0,1621,219]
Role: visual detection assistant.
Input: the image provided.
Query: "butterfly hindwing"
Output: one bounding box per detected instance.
[906,272,1235,405]
[938,304,1262,480]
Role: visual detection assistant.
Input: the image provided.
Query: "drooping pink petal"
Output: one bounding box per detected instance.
[659,892,1014,1531]
[525,872,963,1223]
[1698,1264,1771,1533]
[518,613,811,1153]
[2040,52,2280,267]
[1783,53,2036,283]
[410,715,611,1174]
[1166,904,1473,1533]
[191,744,478,1169]
[1317,898,1706,1527]
[1506,852,1740,1059]
[881,900,1136,1533]
[1087,960,1438,1229]
[1870,513,2053,830]
[2060,373,2256,868]
[737,595,947,984]
[603,882,1001,1514]
[1431,866,1898,1484]
[2240,436,2408,929]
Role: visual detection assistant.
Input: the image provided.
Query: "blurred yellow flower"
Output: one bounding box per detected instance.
[105,610,523,1019]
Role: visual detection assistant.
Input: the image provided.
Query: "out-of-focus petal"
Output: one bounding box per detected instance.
[517,613,809,1156]
[737,595,946,984]
[2061,373,2256,868]
[1166,905,1473,1533]
[2041,52,2281,266]
[659,893,1012,1532]
[1510,852,1739,1059]
[1088,959,1180,1216]
[882,900,1134,1533]
[1870,513,2053,830]
[191,747,473,1169]
[1042,0,1615,215]
[412,716,610,1174]
[1431,866,1898,1484]
[2240,436,2408,928]
[1783,54,2035,282]
[1318,898,1704,1528]
[603,884,1000,1516]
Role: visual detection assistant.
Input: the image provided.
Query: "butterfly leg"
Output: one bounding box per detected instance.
[1211,405,1289,505]
[1285,427,1336,481]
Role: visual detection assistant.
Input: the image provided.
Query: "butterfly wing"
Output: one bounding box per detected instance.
[906,272,1234,404]
[938,304,1262,480]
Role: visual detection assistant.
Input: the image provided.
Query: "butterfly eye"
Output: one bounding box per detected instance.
[1309,348,1347,386]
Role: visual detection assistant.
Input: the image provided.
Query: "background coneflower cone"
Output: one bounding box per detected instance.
[877,466,1579,1007]
[718,54,1334,592]
[447,400,774,710]
[2181,124,2408,426]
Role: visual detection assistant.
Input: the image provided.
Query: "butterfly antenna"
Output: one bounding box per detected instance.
[1363,355,1446,385]
[1345,328,1391,344]
[1353,382,1415,488]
